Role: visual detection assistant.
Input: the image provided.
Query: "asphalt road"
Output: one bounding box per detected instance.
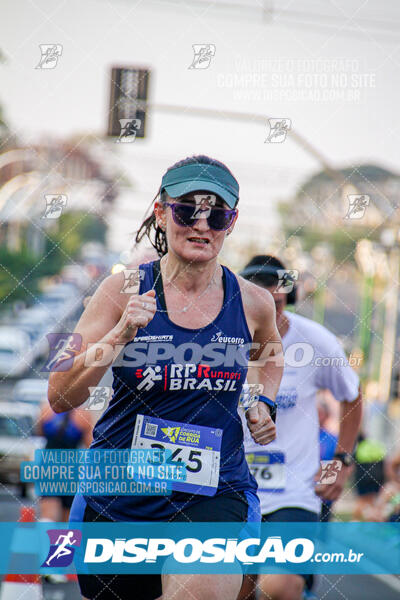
[315,573,400,599]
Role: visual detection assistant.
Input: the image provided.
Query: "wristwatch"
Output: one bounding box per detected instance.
[333,452,354,467]
[255,394,277,424]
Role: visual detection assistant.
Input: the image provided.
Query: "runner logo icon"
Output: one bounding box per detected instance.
[318,460,342,485]
[36,44,63,69]
[344,194,370,219]
[42,529,82,568]
[188,44,216,69]
[43,333,82,372]
[137,366,163,391]
[265,118,291,143]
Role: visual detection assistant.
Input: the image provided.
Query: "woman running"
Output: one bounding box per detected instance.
[49,155,283,600]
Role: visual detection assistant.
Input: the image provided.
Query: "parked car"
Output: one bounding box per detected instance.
[0,402,46,496]
[37,282,81,320]
[0,327,32,378]
[13,308,53,362]
[61,264,90,290]
[12,378,48,417]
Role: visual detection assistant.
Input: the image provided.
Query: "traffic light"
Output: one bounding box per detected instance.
[107,66,150,139]
[390,366,400,402]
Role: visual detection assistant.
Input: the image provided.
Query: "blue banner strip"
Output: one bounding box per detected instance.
[0,522,399,574]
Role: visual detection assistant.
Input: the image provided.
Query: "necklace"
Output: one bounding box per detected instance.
[152,258,220,314]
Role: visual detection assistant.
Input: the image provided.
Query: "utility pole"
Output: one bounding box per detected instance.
[147,102,347,187]
[107,65,347,187]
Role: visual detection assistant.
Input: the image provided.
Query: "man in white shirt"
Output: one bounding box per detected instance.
[238,255,363,600]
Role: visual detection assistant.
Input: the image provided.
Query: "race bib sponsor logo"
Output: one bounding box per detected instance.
[133,363,242,393]
[210,331,245,345]
[134,335,174,343]
[161,426,181,443]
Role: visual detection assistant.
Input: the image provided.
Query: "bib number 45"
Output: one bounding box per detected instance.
[150,443,202,473]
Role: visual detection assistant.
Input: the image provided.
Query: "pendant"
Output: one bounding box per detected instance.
[182,306,188,313]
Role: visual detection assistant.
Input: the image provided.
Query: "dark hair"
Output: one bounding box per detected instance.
[243,255,287,288]
[135,155,237,257]
[242,254,297,304]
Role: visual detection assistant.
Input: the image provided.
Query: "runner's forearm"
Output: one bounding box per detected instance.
[336,388,363,454]
[247,343,284,403]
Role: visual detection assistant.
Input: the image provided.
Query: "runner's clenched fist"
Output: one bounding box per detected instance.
[246,402,276,445]
[112,289,157,343]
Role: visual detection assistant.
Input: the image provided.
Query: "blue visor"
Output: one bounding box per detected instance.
[161,163,239,208]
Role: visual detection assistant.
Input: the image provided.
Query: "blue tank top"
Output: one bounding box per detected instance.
[43,412,83,449]
[86,260,257,520]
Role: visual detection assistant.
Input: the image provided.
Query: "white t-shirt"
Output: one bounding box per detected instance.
[241,311,360,515]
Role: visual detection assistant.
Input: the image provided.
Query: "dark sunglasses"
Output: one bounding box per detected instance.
[164,201,237,231]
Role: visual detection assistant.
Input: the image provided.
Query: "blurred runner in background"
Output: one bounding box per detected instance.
[317,391,338,522]
[352,433,387,520]
[380,448,400,522]
[37,403,92,522]
[238,254,362,600]
[353,447,400,521]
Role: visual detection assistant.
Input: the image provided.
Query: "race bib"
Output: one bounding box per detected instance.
[132,415,222,496]
[246,451,286,492]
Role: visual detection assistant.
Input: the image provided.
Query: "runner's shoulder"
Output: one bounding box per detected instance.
[86,271,135,316]
[287,311,340,349]
[236,275,275,319]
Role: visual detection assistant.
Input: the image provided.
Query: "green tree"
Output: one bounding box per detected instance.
[0,212,107,307]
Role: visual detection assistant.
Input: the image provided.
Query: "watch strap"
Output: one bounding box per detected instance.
[255,394,277,423]
[333,452,354,466]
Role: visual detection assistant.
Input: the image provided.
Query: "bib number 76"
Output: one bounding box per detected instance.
[249,465,272,480]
